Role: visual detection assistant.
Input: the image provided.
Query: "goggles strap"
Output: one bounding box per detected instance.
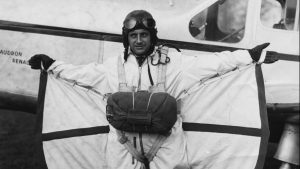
[125,18,155,30]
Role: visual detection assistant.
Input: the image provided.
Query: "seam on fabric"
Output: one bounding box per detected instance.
[177,64,254,100]
[42,126,110,141]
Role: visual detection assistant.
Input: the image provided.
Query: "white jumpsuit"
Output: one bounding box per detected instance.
[47,49,252,169]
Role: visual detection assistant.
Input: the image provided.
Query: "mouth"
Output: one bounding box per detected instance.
[134,46,144,50]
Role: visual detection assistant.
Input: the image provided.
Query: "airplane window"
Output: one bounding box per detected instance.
[188,0,249,43]
[260,0,299,31]
[284,0,299,30]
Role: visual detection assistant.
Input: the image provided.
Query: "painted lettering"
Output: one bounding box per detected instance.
[0,49,22,57]
[12,58,28,64]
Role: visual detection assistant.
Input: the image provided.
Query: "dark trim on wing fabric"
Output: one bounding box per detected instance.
[254,64,270,169]
[34,70,49,169]
[1,20,298,61]
[182,123,262,137]
[42,126,110,141]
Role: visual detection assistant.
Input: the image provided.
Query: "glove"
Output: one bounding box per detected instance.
[248,43,270,62]
[28,54,55,70]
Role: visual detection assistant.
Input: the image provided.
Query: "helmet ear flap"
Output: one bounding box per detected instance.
[151,28,158,45]
[149,27,158,53]
[123,46,129,61]
[122,26,129,48]
[122,27,130,61]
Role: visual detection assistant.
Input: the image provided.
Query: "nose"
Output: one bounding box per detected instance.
[136,34,142,43]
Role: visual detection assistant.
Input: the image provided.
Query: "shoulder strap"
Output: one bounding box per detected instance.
[118,55,126,84]
[118,55,133,92]
[157,46,168,85]
[149,46,169,93]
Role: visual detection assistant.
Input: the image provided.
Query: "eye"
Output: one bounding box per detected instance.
[129,33,137,38]
[141,32,149,37]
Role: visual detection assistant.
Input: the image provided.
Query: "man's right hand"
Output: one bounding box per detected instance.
[28,54,55,70]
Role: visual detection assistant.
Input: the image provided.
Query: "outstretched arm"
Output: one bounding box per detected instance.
[166,43,273,99]
[181,43,272,80]
[28,54,107,86]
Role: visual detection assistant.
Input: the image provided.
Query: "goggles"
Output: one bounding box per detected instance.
[124,18,156,30]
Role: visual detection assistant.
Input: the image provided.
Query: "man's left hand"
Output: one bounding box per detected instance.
[248,43,271,63]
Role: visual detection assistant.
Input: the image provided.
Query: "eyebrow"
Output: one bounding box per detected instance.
[129,30,149,34]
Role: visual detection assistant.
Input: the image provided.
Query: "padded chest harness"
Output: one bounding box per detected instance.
[106,46,177,169]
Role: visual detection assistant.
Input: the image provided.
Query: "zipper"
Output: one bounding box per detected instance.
[138,66,142,91]
[133,55,144,91]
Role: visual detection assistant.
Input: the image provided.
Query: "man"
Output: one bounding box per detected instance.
[29,10,272,169]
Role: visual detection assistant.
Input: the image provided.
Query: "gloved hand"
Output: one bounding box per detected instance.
[28,54,55,70]
[248,43,270,62]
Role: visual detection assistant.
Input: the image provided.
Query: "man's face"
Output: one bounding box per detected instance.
[128,29,151,57]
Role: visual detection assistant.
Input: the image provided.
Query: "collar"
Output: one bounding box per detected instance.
[122,47,158,65]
